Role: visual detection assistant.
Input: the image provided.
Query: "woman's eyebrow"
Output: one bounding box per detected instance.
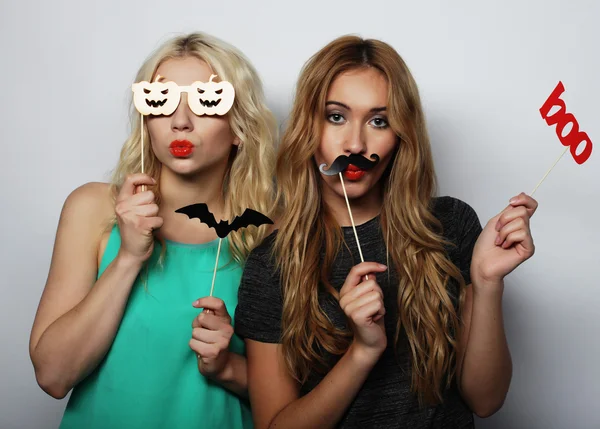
[325,101,387,113]
[370,107,387,113]
[326,100,350,110]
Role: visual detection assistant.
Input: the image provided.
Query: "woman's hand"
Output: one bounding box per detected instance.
[114,174,162,264]
[190,297,235,379]
[471,192,538,288]
[339,262,389,365]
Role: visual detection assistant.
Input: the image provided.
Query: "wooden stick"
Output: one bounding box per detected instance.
[140,113,147,192]
[530,146,569,196]
[141,113,144,174]
[339,173,368,280]
[209,238,223,297]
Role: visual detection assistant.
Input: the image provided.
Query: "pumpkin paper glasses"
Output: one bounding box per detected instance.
[132,74,235,116]
[131,74,236,186]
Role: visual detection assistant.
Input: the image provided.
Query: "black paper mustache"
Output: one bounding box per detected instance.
[319,153,380,176]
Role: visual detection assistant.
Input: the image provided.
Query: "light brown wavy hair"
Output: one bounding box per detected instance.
[110,32,277,263]
[274,35,466,405]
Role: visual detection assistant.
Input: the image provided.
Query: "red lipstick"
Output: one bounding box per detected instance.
[169,140,194,157]
[343,164,366,181]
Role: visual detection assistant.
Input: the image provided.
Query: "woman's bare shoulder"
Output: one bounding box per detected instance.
[61,182,115,244]
[64,182,114,223]
[61,182,116,266]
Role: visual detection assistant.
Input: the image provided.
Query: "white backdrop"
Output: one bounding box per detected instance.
[1,1,598,428]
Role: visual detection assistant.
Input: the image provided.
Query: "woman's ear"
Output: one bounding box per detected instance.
[233,136,241,147]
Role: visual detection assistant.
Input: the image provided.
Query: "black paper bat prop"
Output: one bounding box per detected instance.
[175,203,273,238]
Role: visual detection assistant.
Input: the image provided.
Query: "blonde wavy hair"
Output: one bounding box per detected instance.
[110,32,277,263]
[274,35,466,405]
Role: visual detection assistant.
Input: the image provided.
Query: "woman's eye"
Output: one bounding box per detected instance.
[370,117,389,128]
[327,113,346,124]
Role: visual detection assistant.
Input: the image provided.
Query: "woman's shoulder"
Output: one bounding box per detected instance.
[240,228,283,299]
[65,181,112,205]
[431,195,472,214]
[432,195,478,219]
[236,229,284,343]
[64,182,113,224]
[51,182,116,269]
[245,229,279,269]
[61,182,115,248]
[62,182,114,222]
[431,196,481,238]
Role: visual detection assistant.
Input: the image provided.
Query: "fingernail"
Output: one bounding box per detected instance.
[495,235,501,245]
[509,197,518,204]
[192,300,199,306]
[379,264,387,270]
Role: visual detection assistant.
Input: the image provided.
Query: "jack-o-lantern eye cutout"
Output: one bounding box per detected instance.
[132,80,180,116]
[188,75,235,116]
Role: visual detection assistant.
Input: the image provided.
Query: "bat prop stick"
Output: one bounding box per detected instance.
[140,113,147,192]
[209,238,223,297]
[529,146,569,196]
[338,173,369,281]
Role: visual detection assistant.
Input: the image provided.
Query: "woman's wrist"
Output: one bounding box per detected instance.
[347,341,385,371]
[115,250,145,272]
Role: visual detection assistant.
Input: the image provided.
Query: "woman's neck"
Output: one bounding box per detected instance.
[323,182,383,227]
[159,168,225,215]
[156,166,228,244]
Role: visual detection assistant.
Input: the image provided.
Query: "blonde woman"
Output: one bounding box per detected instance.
[30,32,275,428]
[235,35,537,428]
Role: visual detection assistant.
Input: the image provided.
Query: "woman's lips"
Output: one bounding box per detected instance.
[169,140,194,157]
[343,164,366,181]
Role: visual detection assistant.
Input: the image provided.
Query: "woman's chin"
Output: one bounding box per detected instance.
[163,159,206,177]
[336,181,372,201]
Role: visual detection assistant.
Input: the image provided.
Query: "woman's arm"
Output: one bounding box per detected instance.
[457,192,537,417]
[29,176,159,399]
[246,262,388,429]
[456,282,512,418]
[247,340,381,429]
[211,352,248,397]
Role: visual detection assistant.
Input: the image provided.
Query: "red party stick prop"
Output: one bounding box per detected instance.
[531,81,593,195]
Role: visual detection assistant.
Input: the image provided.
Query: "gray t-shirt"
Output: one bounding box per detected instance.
[235,196,483,428]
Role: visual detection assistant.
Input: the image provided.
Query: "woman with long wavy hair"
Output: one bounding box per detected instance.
[235,35,537,428]
[29,32,276,428]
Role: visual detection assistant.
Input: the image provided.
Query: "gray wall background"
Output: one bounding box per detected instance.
[1,0,598,428]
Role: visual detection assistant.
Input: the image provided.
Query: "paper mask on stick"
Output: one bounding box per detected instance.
[176,203,273,297]
[131,74,235,189]
[319,153,381,176]
[531,81,594,195]
[319,153,381,280]
[132,74,235,117]
[175,204,273,238]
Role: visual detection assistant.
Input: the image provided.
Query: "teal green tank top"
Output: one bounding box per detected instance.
[59,226,253,429]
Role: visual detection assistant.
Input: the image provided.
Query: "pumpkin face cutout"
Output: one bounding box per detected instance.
[132,81,181,116]
[188,75,235,116]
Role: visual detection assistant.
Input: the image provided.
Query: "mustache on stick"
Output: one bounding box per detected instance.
[319,153,380,176]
